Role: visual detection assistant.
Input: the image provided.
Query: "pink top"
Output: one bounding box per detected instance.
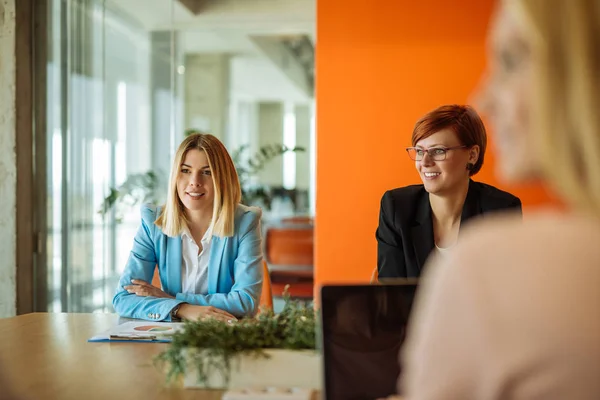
[401,211,600,400]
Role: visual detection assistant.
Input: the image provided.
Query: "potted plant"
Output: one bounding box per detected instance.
[155,293,321,389]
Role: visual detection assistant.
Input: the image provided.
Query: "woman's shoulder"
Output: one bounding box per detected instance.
[384,184,426,198]
[448,211,600,278]
[139,203,164,226]
[140,203,158,220]
[408,212,600,397]
[234,204,262,229]
[471,180,521,205]
[381,184,426,206]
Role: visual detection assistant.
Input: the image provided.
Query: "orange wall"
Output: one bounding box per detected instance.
[315,0,555,287]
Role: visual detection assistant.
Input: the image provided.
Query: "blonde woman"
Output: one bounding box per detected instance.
[112,133,263,322]
[396,0,600,399]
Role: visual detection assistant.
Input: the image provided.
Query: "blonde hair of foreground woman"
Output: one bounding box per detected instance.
[517,0,600,214]
[394,1,600,399]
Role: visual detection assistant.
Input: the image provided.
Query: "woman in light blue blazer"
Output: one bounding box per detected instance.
[112,133,263,322]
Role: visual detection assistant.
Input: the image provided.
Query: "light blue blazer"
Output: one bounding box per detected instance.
[112,204,264,321]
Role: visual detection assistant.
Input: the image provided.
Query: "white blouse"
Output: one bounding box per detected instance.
[180,226,213,295]
[434,242,456,258]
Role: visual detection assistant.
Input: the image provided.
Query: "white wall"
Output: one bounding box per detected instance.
[0,0,17,318]
[295,104,310,190]
[257,102,284,186]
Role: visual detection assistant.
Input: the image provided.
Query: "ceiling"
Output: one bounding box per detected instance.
[113,0,315,103]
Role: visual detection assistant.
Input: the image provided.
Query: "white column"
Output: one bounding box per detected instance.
[184,53,230,141]
[257,102,284,187]
[150,31,176,177]
[294,104,311,190]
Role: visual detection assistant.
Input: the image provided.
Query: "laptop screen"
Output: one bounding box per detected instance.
[320,283,418,400]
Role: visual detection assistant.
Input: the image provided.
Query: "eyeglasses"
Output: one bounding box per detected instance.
[405,145,467,161]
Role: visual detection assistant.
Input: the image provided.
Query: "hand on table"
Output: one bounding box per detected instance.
[124,279,175,299]
[176,303,238,323]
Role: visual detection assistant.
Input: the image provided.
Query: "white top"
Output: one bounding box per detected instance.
[401,211,600,399]
[434,241,455,257]
[180,225,213,295]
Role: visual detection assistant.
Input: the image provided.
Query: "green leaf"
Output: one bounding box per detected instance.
[155,295,317,386]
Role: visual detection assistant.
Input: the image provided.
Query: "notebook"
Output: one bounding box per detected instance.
[88,320,184,343]
[320,282,418,400]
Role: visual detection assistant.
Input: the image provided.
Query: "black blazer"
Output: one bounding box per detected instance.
[376,180,522,279]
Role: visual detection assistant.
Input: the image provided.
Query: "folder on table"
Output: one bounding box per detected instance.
[88,321,184,343]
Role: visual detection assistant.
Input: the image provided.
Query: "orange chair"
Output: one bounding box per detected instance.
[280,216,314,225]
[264,225,314,299]
[370,265,379,284]
[259,260,273,311]
[265,226,313,267]
[150,262,273,312]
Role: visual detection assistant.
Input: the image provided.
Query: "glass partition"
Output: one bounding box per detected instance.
[38,0,315,313]
[43,0,177,312]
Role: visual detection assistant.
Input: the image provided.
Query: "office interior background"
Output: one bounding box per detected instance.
[1,0,557,318]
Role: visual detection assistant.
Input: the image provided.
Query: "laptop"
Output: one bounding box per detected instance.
[320,281,419,400]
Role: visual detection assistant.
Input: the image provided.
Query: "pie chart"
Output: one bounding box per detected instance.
[133,325,173,332]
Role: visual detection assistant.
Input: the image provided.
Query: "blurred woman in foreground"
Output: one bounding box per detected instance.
[400,0,600,399]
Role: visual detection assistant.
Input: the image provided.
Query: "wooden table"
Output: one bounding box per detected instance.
[0,313,223,400]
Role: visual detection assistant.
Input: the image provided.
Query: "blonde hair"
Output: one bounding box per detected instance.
[156,133,241,237]
[514,0,600,214]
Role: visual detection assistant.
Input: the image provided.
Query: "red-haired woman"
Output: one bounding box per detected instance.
[376,104,521,279]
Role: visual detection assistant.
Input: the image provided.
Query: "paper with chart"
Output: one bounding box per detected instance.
[88,321,185,342]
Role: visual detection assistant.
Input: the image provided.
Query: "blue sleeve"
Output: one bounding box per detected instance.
[175,208,264,318]
[112,205,184,321]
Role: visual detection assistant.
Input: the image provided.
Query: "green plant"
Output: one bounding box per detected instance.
[155,293,317,385]
[231,143,306,207]
[98,171,160,222]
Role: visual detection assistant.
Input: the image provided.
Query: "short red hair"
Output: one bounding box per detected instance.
[411,104,487,176]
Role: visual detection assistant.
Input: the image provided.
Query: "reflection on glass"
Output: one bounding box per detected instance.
[40,0,315,313]
[43,0,176,312]
[170,0,315,220]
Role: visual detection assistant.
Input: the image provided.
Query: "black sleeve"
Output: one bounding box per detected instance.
[376,192,407,278]
[512,197,523,218]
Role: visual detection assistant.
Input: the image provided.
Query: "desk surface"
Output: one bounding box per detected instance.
[0,313,223,400]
